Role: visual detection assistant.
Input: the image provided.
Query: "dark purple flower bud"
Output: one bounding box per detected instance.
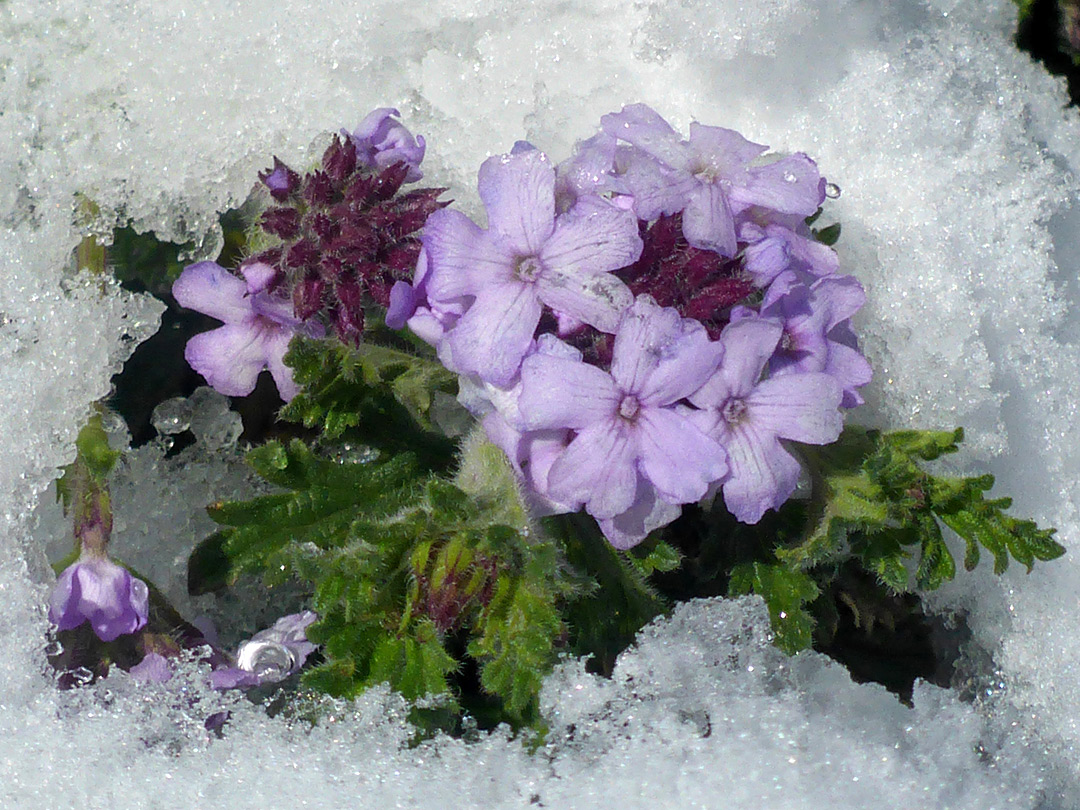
[318,254,345,283]
[308,211,340,244]
[303,170,335,207]
[259,157,301,201]
[684,277,758,330]
[322,135,358,186]
[367,162,410,202]
[293,273,325,320]
[285,238,319,270]
[259,206,301,240]
[381,242,422,275]
[332,304,365,345]
[249,246,283,270]
[349,108,426,182]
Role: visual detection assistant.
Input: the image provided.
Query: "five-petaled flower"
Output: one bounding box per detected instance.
[173,260,324,401]
[689,317,844,523]
[422,145,643,386]
[518,297,729,547]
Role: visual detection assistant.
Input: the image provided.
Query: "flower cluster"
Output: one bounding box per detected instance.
[176,109,444,400]
[394,104,871,547]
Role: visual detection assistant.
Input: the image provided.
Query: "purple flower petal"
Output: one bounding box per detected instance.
[445,281,542,386]
[241,261,278,294]
[210,667,262,690]
[184,321,275,397]
[536,269,633,334]
[519,352,620,430]
[637,408,728,505]
[825,340,873,408]
[597,481,683,550]
[731,153,825,216]
[718,421,802,524]
[682,181,737,256]
[264,328,301,402]
[477,148,556,256]
[601,104,690,172]
[385,280,418,330]
[539,197,643,279]
[49,558,149,642]
[691,318,783,406]
[130,652,173,683]
[422,209,516,300]
[746,373,843,445]
[173,262,251,324]
[547,420,638,520]
[351,108,426,182]
[686,122,768,169]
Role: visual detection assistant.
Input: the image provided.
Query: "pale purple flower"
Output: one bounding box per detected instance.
[518,297,728,547]
[423,146,642,386]
[737,217,840,287]
[173,261,324,402]
[554,132,634,213]
[210,611,318,690]
[751,272,872,408]
[49,555,149,642]
[349,108,426,182]
[689,318,843,523]
[385,248,467,347]
[601,104,825,257]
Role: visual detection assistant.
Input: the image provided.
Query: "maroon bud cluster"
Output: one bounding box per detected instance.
[619,214,757,340]
[415,554,499,635]
[255,135,448,345]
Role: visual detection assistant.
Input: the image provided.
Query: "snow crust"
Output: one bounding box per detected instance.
[3,0,1080,805]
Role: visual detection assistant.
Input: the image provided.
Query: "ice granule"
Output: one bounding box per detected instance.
[4,0,1080,806]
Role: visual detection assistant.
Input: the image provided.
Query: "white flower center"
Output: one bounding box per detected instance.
[618,395,641,421]
[515,255,544,283]
[721,397,748,425]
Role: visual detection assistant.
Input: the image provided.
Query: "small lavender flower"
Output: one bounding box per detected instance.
[210,611,318,690]
[173,260,324,401]
[689,318,843,523]
[518,297,728,547]
[423,145,642,386]
[49,555,149,642]
[750,272,872,408]
[601,104,825,257]
[349,108,426,182]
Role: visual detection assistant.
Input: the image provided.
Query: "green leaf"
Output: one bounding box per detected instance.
[468,572,564,725]
[280,336,458,468]
[367,621,459,701]
[929,474,1063,575]
[728,562,819,654]
[812,222,841,246]
[627,540,682,576]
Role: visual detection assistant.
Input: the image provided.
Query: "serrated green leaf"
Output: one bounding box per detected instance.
[929,472,1063,575]
[728,562,819,654]
[367,622,459,700]
[469,573,563,724]
[628,540,682,576]
[882,427,962,461]
[279,336,457,468]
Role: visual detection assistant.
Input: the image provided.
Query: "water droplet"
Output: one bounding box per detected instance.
[824,182,841,199]
[236,640,296,683]
[782,171,797,183]
[44,640,63,657]
[71,666,94,685]
[151,397,193,435]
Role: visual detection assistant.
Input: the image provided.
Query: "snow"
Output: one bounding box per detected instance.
[2,0,1080,806]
